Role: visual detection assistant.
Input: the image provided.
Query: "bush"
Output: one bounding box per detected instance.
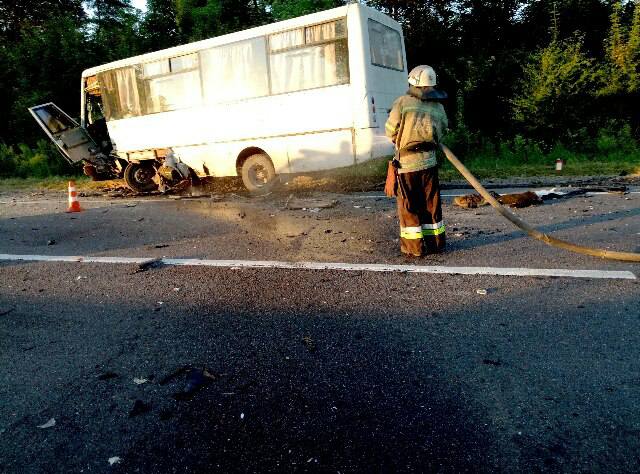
[0,140,76,178]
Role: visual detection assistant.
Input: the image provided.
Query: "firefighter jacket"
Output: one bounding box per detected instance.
[385,86,448,173]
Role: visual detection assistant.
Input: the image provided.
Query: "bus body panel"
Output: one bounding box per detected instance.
[82,4,408,178]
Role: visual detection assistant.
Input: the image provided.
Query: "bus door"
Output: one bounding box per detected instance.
[28,103,96,164]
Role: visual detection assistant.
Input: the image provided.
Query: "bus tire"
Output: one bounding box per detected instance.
[124,162,158,193]
[241,153,276,193]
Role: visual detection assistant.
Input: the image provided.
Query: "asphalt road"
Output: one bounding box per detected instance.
[1,187,639,473]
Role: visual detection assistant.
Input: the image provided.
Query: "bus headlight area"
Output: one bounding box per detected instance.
[29,3,407,194]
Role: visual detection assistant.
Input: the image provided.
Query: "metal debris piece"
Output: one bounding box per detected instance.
[133,377,148,385]
[476,289,488,295]
[37,418,56,429]
[108,457,122,466]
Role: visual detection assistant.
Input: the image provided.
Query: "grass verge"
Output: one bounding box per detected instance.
[0,155,638,194]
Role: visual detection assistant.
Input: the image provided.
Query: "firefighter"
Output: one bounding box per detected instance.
[385,65,449,257]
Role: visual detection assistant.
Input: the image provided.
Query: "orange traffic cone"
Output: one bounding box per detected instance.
[66,180,82,213]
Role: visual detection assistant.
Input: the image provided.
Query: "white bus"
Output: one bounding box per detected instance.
[29,3,407,192]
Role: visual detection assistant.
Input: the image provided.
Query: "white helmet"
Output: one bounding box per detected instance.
[408,65,437,87]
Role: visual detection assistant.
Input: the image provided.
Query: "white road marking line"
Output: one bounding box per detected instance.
[0,253,635,280]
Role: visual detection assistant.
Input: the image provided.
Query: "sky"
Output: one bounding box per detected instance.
[130,0,147,12]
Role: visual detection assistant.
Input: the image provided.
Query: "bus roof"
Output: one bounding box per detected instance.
[82,3,398,77]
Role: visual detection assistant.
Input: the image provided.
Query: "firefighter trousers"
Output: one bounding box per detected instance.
[396,167,446,256]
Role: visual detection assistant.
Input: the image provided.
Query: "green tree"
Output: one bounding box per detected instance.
[3,16,89,145]
[176,0,270,41]
[629,0,640,91]
[140,0,182,51]
[512,36,598,142]
[0,0,85,41]
[86,0,143,62]
[519,0,611,57]
[600,0,640,94]
[268,0,343,21]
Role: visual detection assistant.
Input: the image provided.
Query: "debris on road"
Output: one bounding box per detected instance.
[302,335,316,352]
[454,191,500,209]
[97,371,118,381]
[285,197,338,210]
[129,400,151,417]
[133,377,149,385]
[173,368,217,400]
[499,191,543,207]
[108,456,122,466]
[37,418,56,429]
[476,289,488,295]
[534,185,627,200]
[134,258,163,273]
[0,306,16,316]
[454,191,542,209]
[159,365,217,400]
[482,359,502,366]
[47,239,56,246]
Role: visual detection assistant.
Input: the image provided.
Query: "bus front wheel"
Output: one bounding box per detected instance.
[241,153,276,193]
[124,162,158,193]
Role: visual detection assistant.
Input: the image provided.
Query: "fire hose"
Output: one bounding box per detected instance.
[440,144,640,263]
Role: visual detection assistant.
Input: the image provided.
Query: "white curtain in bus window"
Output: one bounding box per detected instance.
[170,54,198,72]
[368,20,403,71]
[98,67,144,120]
[304,18,346,44]
[201,38,269,104]
[142,60,169,77]
[270,40,348,94]
[269,28,304,52]
[146,70,201,112]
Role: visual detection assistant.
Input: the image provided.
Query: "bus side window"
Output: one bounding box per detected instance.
[200,38,270,104]
[143,55,201,113]
[97,67,145,120]
[268,18,349,95]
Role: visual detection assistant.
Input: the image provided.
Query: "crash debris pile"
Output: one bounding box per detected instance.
[453,186,627,209]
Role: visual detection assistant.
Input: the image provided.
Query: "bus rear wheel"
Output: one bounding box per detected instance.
[124,162,158,193]
[241,153,276,193]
